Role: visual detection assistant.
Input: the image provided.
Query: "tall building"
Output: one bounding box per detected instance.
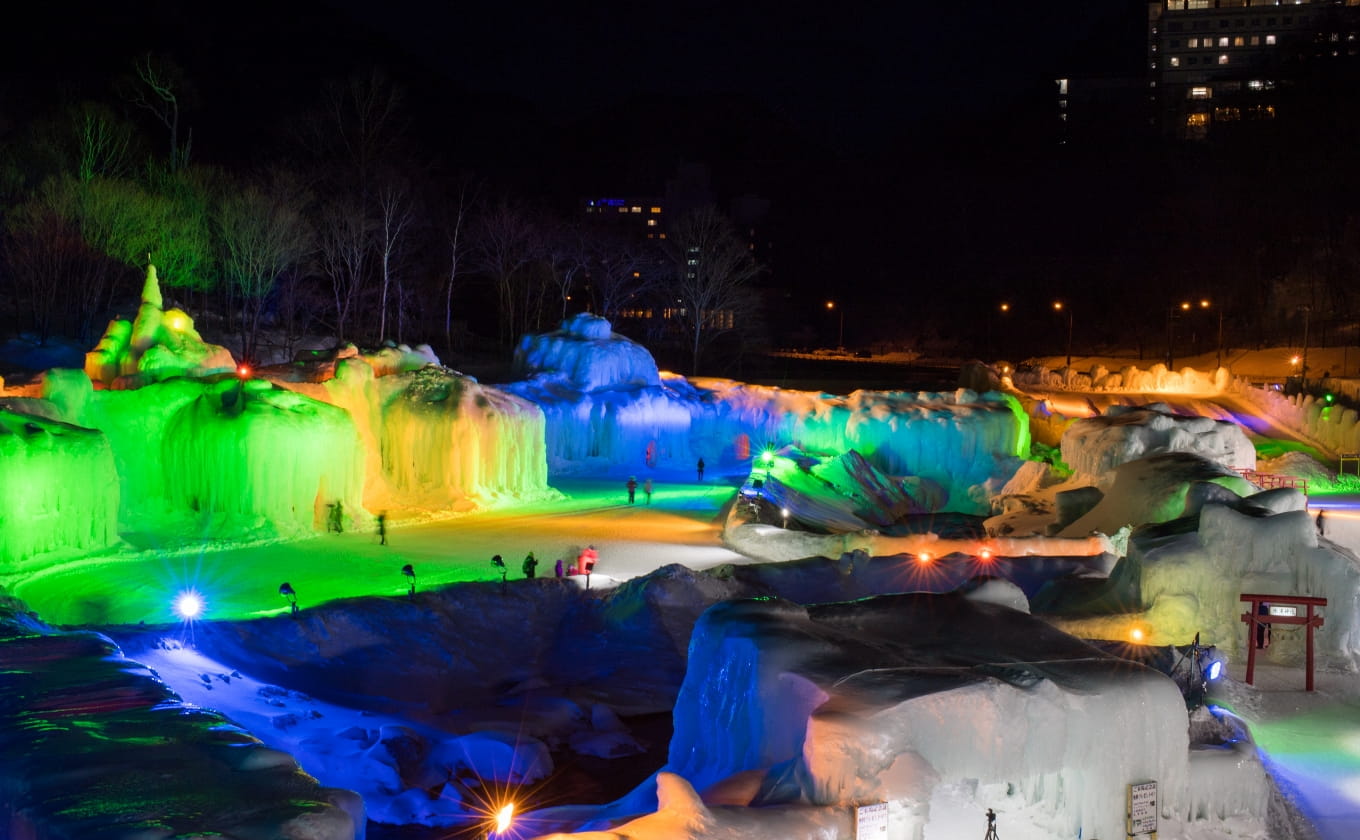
[1148,0,1360,140]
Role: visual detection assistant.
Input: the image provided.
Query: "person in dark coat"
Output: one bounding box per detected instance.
[644,478,653,504]
[1317,509,1327,537]
[554,557,564,578]
[522,552,539,578]
[696,457,705,481]
[626,476,638,503]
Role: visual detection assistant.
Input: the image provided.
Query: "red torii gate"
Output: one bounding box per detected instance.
[1240,593,1326,691]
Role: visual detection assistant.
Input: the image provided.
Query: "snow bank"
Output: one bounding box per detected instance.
[1061,404,1255,489]
[1013,361,1230,395]
[0,601,362,839]
[0,409,119,565]
[1238,384,1360,456]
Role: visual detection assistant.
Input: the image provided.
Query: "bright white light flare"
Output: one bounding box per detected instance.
[174,590,204,620]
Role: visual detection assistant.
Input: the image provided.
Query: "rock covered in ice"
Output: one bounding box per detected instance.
[1058,452,1255,538]
[0,409,119,564]
[1061,403,1255,488]
[514,313,661,392]
[84,264,236,386]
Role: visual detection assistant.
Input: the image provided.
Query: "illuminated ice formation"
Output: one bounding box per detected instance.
[288,360,549,511]
[1012,361,1230,394]
[508,318,1028,513]
[514,313,661,391]
[1061,404,1255,489]
[640,595,1264,840]
[0,409,119,564]
[161,379,365,533]
[32,370,365,538]
[84,264,235,386]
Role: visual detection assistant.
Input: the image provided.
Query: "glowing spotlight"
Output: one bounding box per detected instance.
[236,363,252,378]
[762,449,775,466]
[781,507,790,528]
[978,548,993,562]
[491,801,515,835]
[1129,626,1146,643]
[169,314,186,330]
[1205,660,1223,681]
[173,590,204,620]
[917,552,933,565]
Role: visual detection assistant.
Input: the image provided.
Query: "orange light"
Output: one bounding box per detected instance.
[1129,627,1146,643]
[917,553,932,565]
[492,802,515,834]
[979,548,993,561]
[236,364,252,378]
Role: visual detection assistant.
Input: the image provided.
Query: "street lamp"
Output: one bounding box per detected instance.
[1053,301,1073,368]
[826,301,844,349]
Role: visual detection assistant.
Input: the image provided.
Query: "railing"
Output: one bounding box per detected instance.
[1235,469,1309,495]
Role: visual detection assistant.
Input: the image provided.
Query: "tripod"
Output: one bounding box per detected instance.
[984,808,999,840]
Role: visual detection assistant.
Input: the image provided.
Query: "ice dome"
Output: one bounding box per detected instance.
[513,313,661,392]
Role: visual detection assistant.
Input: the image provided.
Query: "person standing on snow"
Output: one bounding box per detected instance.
[523,551,539,578]
[696,457,705,481]
[626,476,638,503]
[644,478,653,504]
[554,557,564,578]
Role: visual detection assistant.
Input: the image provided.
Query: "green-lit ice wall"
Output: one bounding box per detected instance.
[0,410,119,564]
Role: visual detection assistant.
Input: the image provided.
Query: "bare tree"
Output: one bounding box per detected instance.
[74,103,135,183]
[471,198,542,347]
[217,173,313,362]
[441,177,479,350]
[317,193,369,343]
[662,206,763,375]
[590,233,655,322]
[545,223,591,321]
[375,168,416,343]
[124,54,194,170]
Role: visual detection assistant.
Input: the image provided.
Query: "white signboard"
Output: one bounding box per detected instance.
[1269,605,1299,618]
[855,802,889,837]
[1128,780,1158,836]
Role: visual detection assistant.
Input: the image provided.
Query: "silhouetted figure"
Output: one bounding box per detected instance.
[1257,601,1272,649]
[492,554,507,593]
[327,501,344,533]
[522,552,538,578]
[696,457,705,481]
[984,808,998,840]
[279,582,299,616]
[644,478,653,504]
[377,512,387,545]
[401,563,415,599]
[554,557,564,578]
[626,476,638,503]
[1317,509,1327,537]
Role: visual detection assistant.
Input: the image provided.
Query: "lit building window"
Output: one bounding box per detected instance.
[650,206,662,213]
[659,233,666,239]
[1170,56,1181,66]
[1190,85,1212,98]
[1218,36,1230,47]
[1266,34,1276,44]
[1218,54,1230,64]
[631,206,642,213]
[1233,36,1245,46]
[1214,106,1241,121]
[1187,113,1210,126]
[1250,35,1260,45]
[646,219,657,226]
[618,206,628,213]
[1189,37,1200,47]
[1056,78,1069,94]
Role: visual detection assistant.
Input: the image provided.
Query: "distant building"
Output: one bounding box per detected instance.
[580,197,666,242]
[1148,0,1360,140]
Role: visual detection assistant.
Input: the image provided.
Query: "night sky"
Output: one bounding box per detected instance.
[4,0,1153,350]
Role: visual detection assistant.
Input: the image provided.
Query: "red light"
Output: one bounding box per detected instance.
[979,549,993,561]
[237,364,251,378]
